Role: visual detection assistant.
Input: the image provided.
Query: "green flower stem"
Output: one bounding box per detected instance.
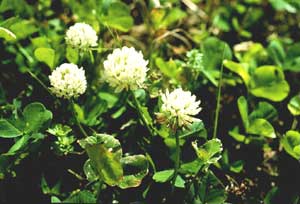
[212,45,226,139]
[70,100,88,138]
[171,129,180,192]
[131,91,154,137]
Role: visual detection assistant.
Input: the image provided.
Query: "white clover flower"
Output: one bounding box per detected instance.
[102,46,149,92]
[49,63,87,99]
[65,23,98,50]
[156,88,202,129]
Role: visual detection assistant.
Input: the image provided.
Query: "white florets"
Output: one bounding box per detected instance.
[102,46,149,92]
[156,88,202,128]
[49,63,87,99]
[65,23,98,50]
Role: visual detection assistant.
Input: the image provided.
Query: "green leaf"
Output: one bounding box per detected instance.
[0,27,16,41]
[0,119,22,138]
[180,159,203,175]
[284,43,300,72]
[264,187,279,204]
[288,95,300,116]
[118,155,149,189]
[174,175,185,188]
[247,118,276,138]
[237,96,249,130]
[6,135,30,154]
[63,190,96,203]
[223,60,250,85]
[179,121,207,140]
[202,37,232,70]
[9,20,37,40]
[281,130,300,160]
[155,58,181,80]
[267,40,285,66]
[66,46,79,64]
[153,169,174,183]
[192,139,223,168]
[230,160,244,173]
[83,160,98,182]
[22,102,53,134]
[269,0,297,13]
[249,65,290,102]
[34,47,55,69]
[249,102,278,122]
[101,2,133,32]
[79,134,123,186]
[161,8,186,28]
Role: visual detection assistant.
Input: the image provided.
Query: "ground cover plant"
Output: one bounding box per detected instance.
[0,0,300,203]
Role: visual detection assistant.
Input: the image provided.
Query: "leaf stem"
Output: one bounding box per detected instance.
[212,45,226,139]
[171,129,180,192]
[70,100,88,138]
[96,180,103,204]
[291,117,298,130]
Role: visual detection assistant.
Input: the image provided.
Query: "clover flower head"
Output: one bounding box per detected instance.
[103,46,149,92]
[156,88,202,129]
[49,63,87,99]
[65,22,98,50]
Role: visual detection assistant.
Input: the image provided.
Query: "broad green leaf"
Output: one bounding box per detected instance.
[9,20,37,40]
[247,118,276,138]
[281,130,300,160]
[230,160,244,173]
[180,159,203,175]
[223,60,250,85]
[192,139,223,168]
[101,2,133,32]
[269,0,297,13]
[63,190,96,203]
[79,134,123,186]
[22,102,53,134]
[66,46,79,64]
[264,187,279,204]
[202,37,232,70]
[118,155,149,189]
[237,96,249,130]
[267,40,285,66]
[249,66,290,102]
[0,119,22,138]
[47,124,72,137]
[155,58,181,80]
[83,159,98,182]
[174,175,185,188]
[179,121,207,140]
[0,27,16,41]
[249,102,278,122]
[6,135,30,155]
[153,169,174,183]
[51,196,61,203]
[284,43,300,72]
[161,8,186,28]
[34,47,55,69]
[288,95,300,116]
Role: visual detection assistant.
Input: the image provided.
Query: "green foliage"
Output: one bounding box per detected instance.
[79,134,149,189]
[1,0,300,203]
[281,130,300,160]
